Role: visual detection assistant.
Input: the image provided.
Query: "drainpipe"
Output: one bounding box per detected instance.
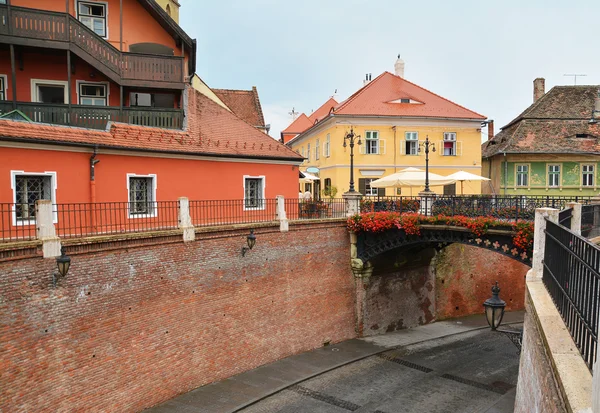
[90,147,100,204]
[392,126,397,173]
[503,152,507,196]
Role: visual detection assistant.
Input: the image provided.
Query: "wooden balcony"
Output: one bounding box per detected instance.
[0,101,184,130]
[0,5,185,89]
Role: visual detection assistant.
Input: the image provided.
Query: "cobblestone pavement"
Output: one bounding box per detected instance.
[239,328,520,413]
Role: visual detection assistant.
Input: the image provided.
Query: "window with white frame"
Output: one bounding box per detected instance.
[244,176,265,209]
[77,1,107,38]
[307,143,311,162]
[12,173,55,223]
[582,164,595,187]
[363,178,379,196]
[128,175,156,216]
[315,139,320,160]
[0,75,6,101]
[79,83,107,106]
[405,132,418,155]
[443,132,457,156]
[516,164,529,187]
[365,131,379,154]
[547,164,561,187]
[325,134,331,157]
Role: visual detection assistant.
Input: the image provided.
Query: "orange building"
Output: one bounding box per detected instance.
[0,0,303,234]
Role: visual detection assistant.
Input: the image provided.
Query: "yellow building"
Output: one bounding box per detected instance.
[285,58,487,197]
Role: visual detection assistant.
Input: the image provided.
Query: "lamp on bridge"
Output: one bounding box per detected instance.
[241,229,257,257]
[483,281,506,330]
[53,247,71,287]
[417,135,436,193]
[343,128,362,193]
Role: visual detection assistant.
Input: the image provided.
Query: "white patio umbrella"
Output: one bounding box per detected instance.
[370,167,456,195]
[299,172,319,182]
[446,171,491,195]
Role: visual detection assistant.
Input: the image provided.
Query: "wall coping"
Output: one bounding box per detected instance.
[526,278,592,413]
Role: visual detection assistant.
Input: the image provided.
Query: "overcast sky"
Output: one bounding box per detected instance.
[180,0,599,141]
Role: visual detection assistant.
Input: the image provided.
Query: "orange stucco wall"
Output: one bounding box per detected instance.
[0,146,299,204]
[11,0,183,55]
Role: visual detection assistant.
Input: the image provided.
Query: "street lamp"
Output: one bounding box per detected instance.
[53,247,71,287]
[417,135,436,192]
[241,229,257,257]
[343,128,362,193]
[483,281,523,352]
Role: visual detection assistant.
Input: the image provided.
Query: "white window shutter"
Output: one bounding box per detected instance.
[457,141,462,156]
[380,139,386,155]
[400,140,405,155]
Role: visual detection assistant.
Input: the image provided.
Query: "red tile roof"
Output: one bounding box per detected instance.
[308,97,338,123]
[334,72,485,119]
[0,90,302,162]
[281,113,313,134]
[212,87,267,130]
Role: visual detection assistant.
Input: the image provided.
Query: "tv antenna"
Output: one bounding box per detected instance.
[564,74,587,85]
[288,107,299,121]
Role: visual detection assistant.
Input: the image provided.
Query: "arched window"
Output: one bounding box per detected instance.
[166,4,171,16]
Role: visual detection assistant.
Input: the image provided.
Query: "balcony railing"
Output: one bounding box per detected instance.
[0,5,184,85]
[0,101,184,130]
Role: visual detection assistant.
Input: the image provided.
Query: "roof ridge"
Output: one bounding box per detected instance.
[251,86,266,127]
[390,72,486,119]
[212,88,254,93]
[501,85,561,130]
[334,72,388,113]
[282,113,311,133]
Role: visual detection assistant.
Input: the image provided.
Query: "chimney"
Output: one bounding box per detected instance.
[363,73,372,86]
[533,78,545,103]
[487,120,494,141]
[394,54,405,78]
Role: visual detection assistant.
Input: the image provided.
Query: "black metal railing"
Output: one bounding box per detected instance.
[543,219,599,371]
[53,202,180,238]
[559,208,573,230]
[284,198,347,220]
[364,195,592,221]
[582,204,600,239]
[189,199,279,227]
[0,203,38,242]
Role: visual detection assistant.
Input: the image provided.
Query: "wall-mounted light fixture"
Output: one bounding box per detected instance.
[241,229,256,257]
[483,281,523,352]
[53,247,71,287]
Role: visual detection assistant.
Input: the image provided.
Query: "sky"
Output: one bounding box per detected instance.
[180,0,599,141]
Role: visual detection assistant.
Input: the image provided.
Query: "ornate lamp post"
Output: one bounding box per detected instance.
[483,281,523,352]
[418,135,436,193]
[343,128,362,193]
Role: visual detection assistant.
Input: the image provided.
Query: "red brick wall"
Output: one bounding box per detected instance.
[0,222,356,412]
[435,244,529,319]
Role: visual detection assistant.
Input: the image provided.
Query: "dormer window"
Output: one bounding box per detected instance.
[400,98,410,103]
[77,1,107,38]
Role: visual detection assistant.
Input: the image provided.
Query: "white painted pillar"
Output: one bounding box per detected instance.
[343,192,362,217]
[36,200,61,258]
[530,207,559,280]
[178,197,195,242]
[566,202,582,235]
[276,195,289,232]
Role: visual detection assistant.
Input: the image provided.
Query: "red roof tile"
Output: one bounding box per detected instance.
[281,113,313,134]
[308,97,338,123]
[212,87,266,130]
[0,90,302,162]
[335,72,485,119]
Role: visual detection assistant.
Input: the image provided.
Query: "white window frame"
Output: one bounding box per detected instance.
[76,80,110,106]
[76,0,109,39]
[547,164,561,188]
[243,175,266,211]
[126,173,157,218]
[315,139,320,160]
[0,74,7,101]
[581,164,595,187]
[364,178,379,196]
[365,130,380,155]
[442,132,457,156]
[516,164,529,188]
[30,79,69,104]
[10,170,58,226]
[325,134,331,158]
[405,131,419,156]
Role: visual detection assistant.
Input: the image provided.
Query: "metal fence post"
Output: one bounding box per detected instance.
[530,207,559,280]
[594,316,600,412]
[276,195,289,232]
[178,197,195,242]
[36,200,62,258]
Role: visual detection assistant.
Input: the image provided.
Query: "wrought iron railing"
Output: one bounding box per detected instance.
[53,202,180,239]
[558,208,573,230]
[188,199,279,227]
[0,203,38,242]
[543,219,599,371]
[0,101,184,130]
[0,5,184,85]
[284,198,347,220]
[582,204,600,239]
